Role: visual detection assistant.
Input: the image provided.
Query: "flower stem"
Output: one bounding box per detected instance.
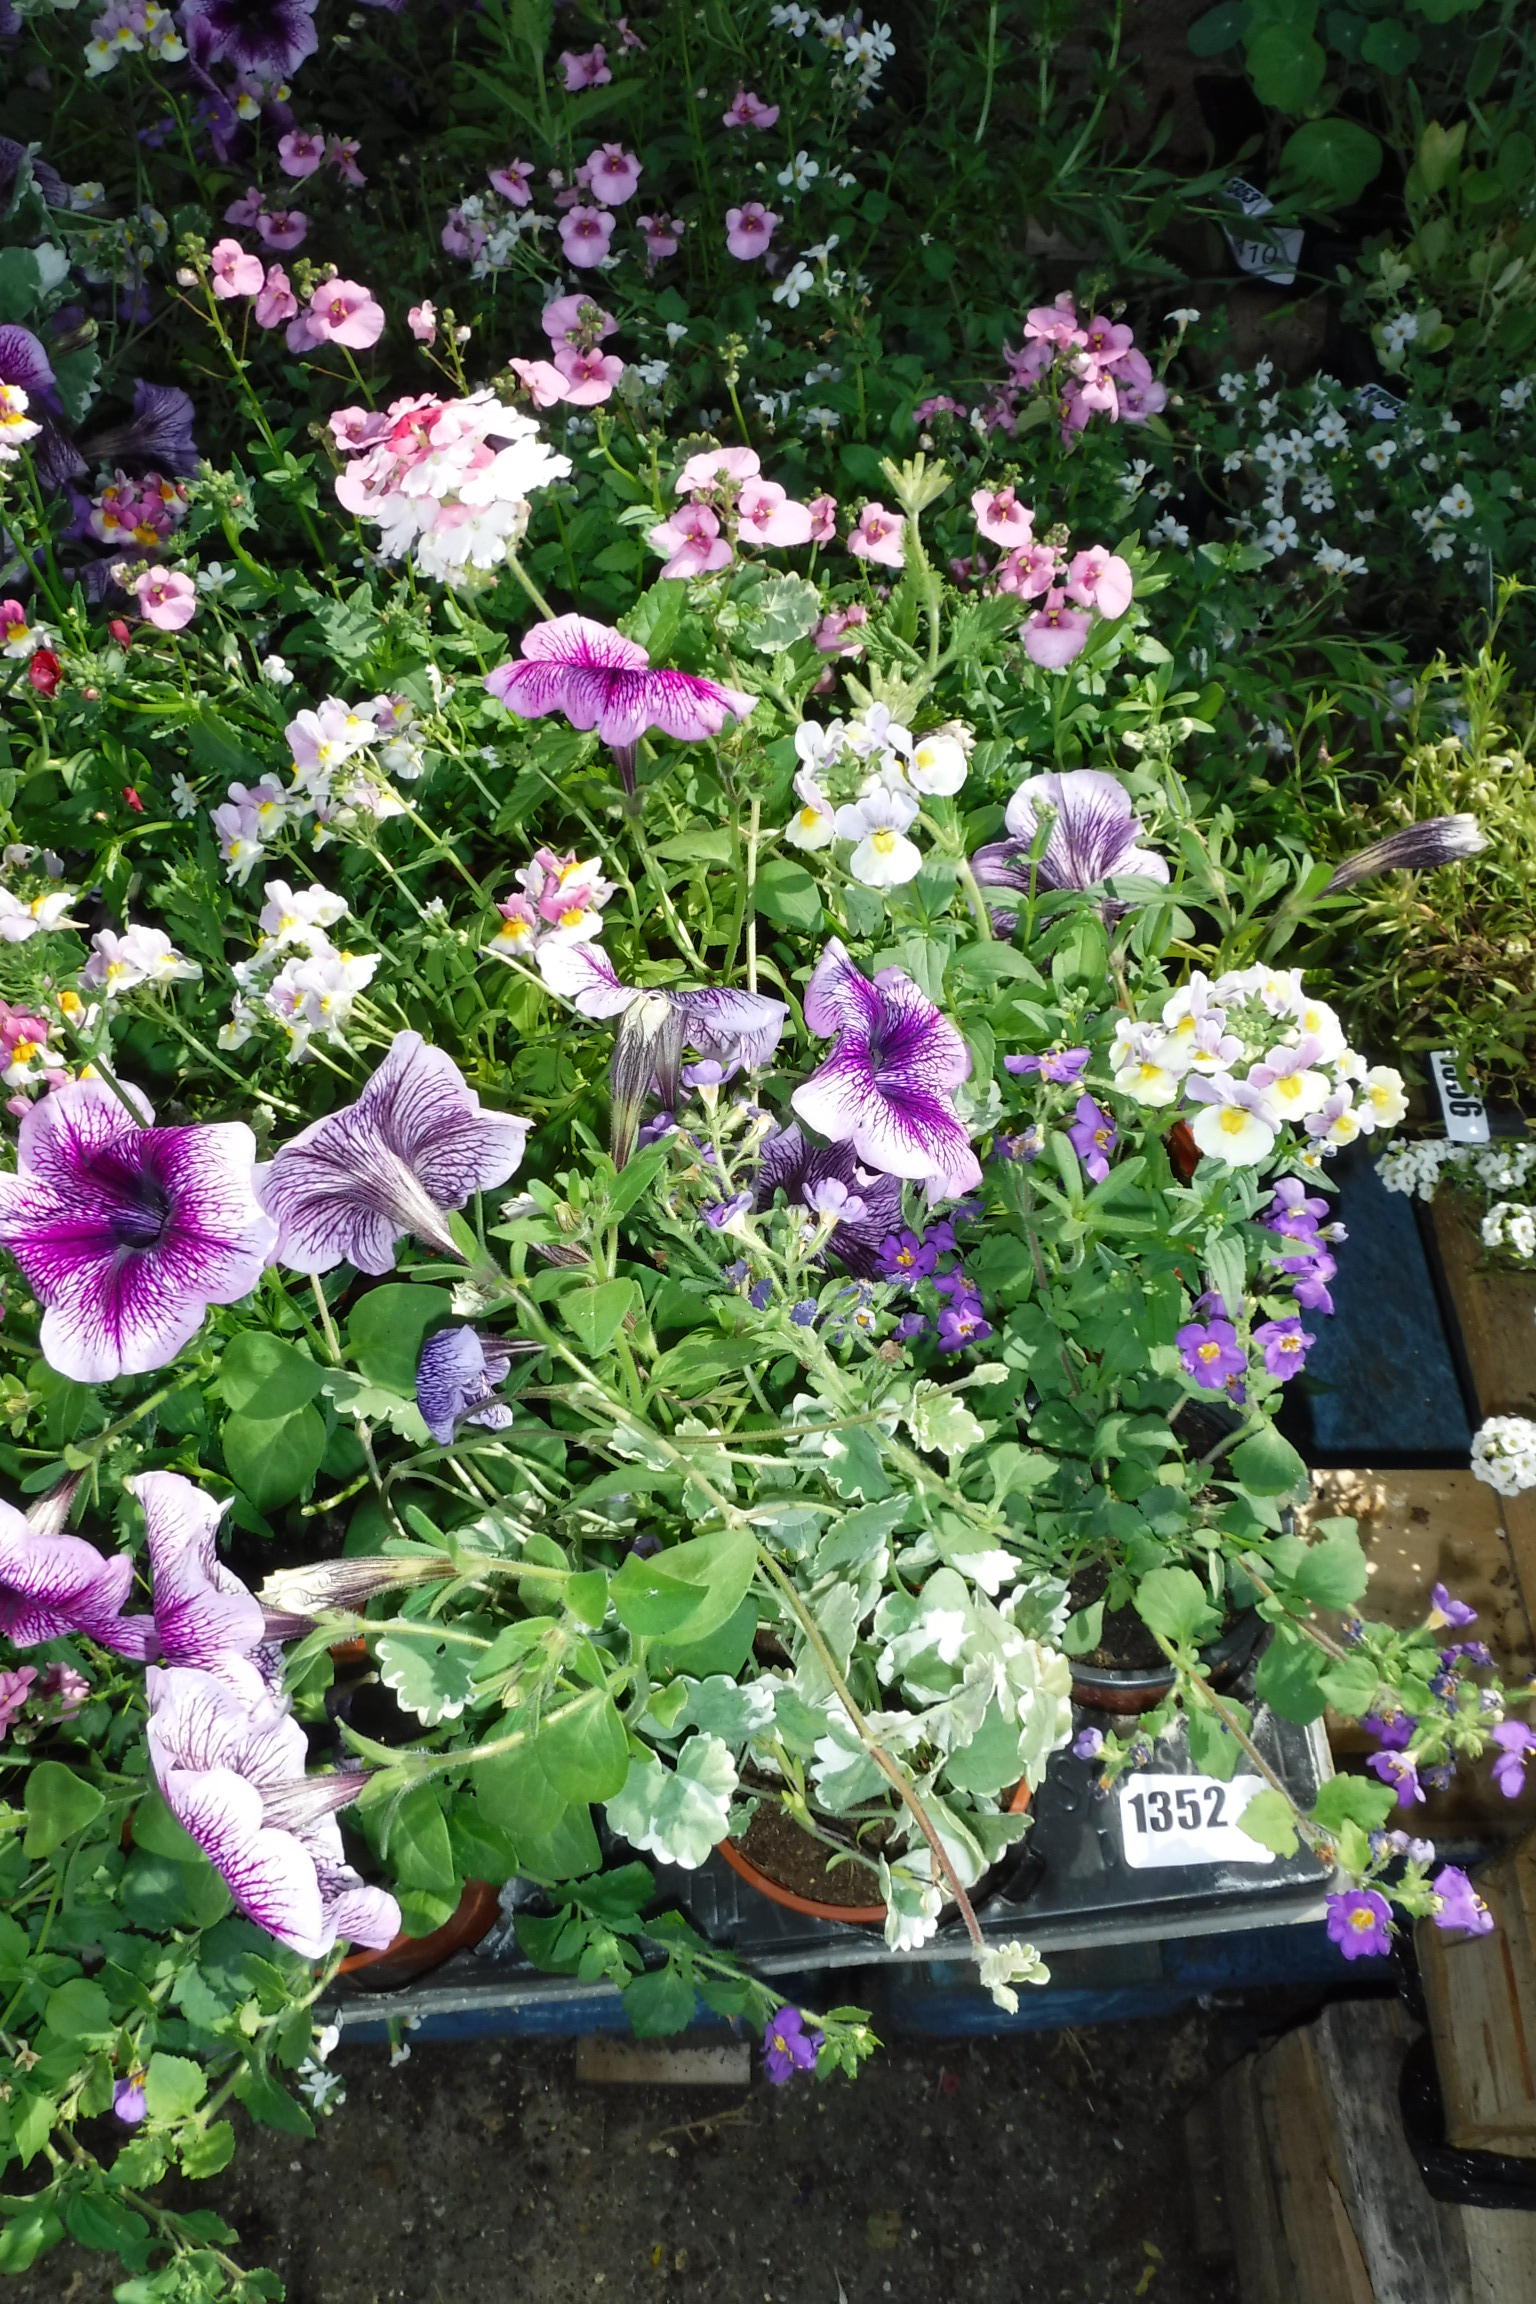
[505,550,557,621]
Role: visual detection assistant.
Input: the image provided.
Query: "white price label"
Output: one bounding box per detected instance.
[1117,1775,1276,1869]
[1218,177,1303,283]
[1429,1049,1489,1144]
[1354,382,1406,426]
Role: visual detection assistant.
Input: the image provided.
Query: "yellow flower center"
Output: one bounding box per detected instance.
[1197,1342,1220,1363]
[870,827,897,855]
[1218,1107,1249,1135]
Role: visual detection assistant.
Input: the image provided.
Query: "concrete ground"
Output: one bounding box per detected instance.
[26,2015,1243,2304]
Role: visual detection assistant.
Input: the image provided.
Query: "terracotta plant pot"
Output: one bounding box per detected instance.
[717,1777,1033,1927]
[336,1877,500,1988]
[1069,1607,1268,1716]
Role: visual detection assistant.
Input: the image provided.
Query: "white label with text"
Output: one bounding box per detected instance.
[1429,1049,1489,1144]
[1117,1774,1276,1869]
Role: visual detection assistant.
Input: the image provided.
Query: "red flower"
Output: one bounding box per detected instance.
[108,619,132,648]
[27,651,61,698]
[122,787,145,814]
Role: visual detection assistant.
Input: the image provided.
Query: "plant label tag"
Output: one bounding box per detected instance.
[1354,382,1406,425]
[1219,178,1302,284]
[1117,1774,1276,1869]
[1429,1050,1489,1143]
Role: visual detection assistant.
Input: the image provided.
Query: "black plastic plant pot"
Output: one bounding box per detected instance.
[1069,1607,1269,1717]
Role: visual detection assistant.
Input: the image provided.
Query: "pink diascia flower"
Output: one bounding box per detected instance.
[725,203,778,260]
[807,493,838,545]
[638,215,680,265]
[490,160,534,205]
[995,541,1060,600]
[327,136,365,188]
[542,293,618,351]
[254,265,298,328]
[277,129,325,178]
[408,301,437,345]
[1065,546,1133,620]
[1024,291,1087,350]
[723,87,780,129]
[292,279,385,351]
[972,485,1033,549]
[814,604,866,656]
[224,187,264,228]
[559,206,616,269]
[586,144,642,205]
[649,501,734,579]
[676,446,761,494]
[848,502,905,569]
[1022,589,1092,669]
[560,44,610,89]
[509,358,570,410]
[209,239,264,298]
[553,346,623,406]
[255,209,308,252]
[737,478,814,547]
[134,569,197,631]
[442,207,487,261]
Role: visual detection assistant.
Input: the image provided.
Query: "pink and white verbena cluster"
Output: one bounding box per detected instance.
[210,693,425,882]
[328,392,571,580]
[965,488,1134,668]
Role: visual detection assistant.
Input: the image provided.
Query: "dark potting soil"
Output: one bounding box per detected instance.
[1068,1564,1168,1674]
[732,1797,884,1910]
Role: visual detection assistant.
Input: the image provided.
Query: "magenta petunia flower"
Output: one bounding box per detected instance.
[1326,1888,1392,1960]
[1431,1864,1494,1936]
[559,205,616,268]
[0,1079,275,1383]
[0,1495,154,1658]
[1022,588,1093,668]
[146,1665,399,1959]
[1067,1094,1117,1183]
[1176,1317,1245,1391]
[724,202,778,260]
[847,502,905,568]
[791,940,981,1202]
[258,1031,529,1277]
[762,2005,821,2083]
[485,614,754,789]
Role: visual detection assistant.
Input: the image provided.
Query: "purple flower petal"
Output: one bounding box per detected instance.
[485,614,755,750]
[80,381,199,478]
[792,941,979,1199]
[132,1469,273,1699]
[0,1495,154,1657]
[258,1032,529,1276]
[415,1326,519,1445]
[754,1123,903,1277]
[179,0,319,78]
[977,769,1168,895]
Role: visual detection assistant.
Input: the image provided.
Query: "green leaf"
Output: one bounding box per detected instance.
[1062,1601,1104,1657]
[755,857,824,934]
[610,1525,756,1644]
[1293,1530,1368,1608]
[65,2191,151,2257]
[1133,1566,1217,1646]
[1409,0,1479,20]
[0,2198,63,2273]
[475,1747,566,1844]
[1188,1702,1246,1781]
[622,1964,697,2038]
[384,1785,458,1903]
[1188,0,1251,50]
[1282,117,1384,204]
[1359,18,1418,71]
[947,941,1043,988]
[604,1738,737,1868]
[530,1692,631,1804]
[129,1789,204,1862]
[564,1569,610,1628]
[620,579,688,662]
[42,1978,111,2042]
[346,1285,454,1391]
[1254,1626,1329,1722]
[1237,1787,1299,1856]
[232,2065,314,2137]
[1310,1774,1397,1834]
[222,1403,327,1511]
[742,572,822,653]
[376,1631,480,1725]
[1317,1652,1380,1714]
[23,1761,103,1858]
[215,1331,325,1418]
[1230,1426,1308,1497]
[1246,25,1326,107]
[178,2121,236,2180]
[560,1280,639,1359]
[142,2053,205,2123]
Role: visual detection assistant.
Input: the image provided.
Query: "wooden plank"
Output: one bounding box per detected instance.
[1417,1836,1536,2156]
[1257,2026,1376,2304]
[1425,1195,1536,1627]
[1214,2058,1291,2304]
[573,2037,751,2087]
[1461,2205,1536,2304]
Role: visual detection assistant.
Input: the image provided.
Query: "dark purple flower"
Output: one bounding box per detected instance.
[0,1496,154,1658]
[704,1191,753,1231]
[0,1079,276,1384]
[635,1110,677,1149]
[80,381,199,478]
[791,1300,818,1326]
[1368,1750,1425,1807]
[1431,1863,1494,1937]
[972,770,1168,899]
[1491,1721,1536,1797]
[792,940,981,1202]
[1363,1710,1416,1750]
[994,1127,1042,1163]
[893,1311,930,1340]
[146,1665,399,1959]
[1176,1317,1245,1391]
[113,2077,148,2125]
[936,1302,993,1352]
[1442,1641,1493,1669]
[748,1278,773,1310]
[179,0,319,78]
[1005,1046,1090,1085]
[1324,814,1487,895]
[926,1218,958,1256]
[1253,1316,1313,1381]
[1072,1727,1104,1760]
[0,323,84,486]
[257,1032,530,1276]
[1326,1888,1392,1960]
[415,1327,527,1446]
[1430,1582,1477,1629]
[1067,1095,1117,1183]
[486,615,754,790]
[0,139,69,213]
[762,2005,821,2083]
[877,1229,936,1283]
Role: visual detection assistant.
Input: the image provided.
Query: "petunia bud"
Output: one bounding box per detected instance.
[256,1555,452,1616]
[1324,813,1487,894]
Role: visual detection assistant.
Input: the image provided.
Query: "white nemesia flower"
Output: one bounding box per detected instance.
[837,787,922,889]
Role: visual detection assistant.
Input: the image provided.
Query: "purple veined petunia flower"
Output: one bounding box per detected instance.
[146,1665,399,1960]
[79,381,199,478]
[485,615,755,793]
[415,1327,535,1447]
[1491,1720,1536,1797]
[257,1032,530,1277]
[1005,1046,1090,1085]
[754,1123,903,1279]
[130,1469,294,1704]
[0,1493,155,1657]
[1429,1581,1477,1630]
[0,322,84,486]
[791,940,981,1203]
[0,138,69,213]
[972,769,1168,902]
[1431,1863,1495,1937]
[1326,1887,1393,1960]
[1176,1317,1245,1391]
[761,2005,821,2083]
[179,0,320,77]
[1253,1315,1314,1381]
[0,1079,277,1384]
[1067,1095,1117,1183]
[1368,1749,1425,1807]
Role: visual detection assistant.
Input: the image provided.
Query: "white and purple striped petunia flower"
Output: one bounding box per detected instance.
[971,769,1169,900]
[753,1122,903,1277]
[790,940,981,1201]
[131,1469,294,1704]
[484,614,755,790]
[0,1493,155,1657]
[0,1078,277,1384]
[257,1031,530,1276]
[415,1326,532,1446]
[146,1664,400,1959]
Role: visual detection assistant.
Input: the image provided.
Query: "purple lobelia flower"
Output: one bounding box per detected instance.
[1253,1316,1314,1380]
[0,1493,155,1657]
[1323,814,1486,895]
[1363,1709,1416,1750]
[146,1665,400,1959]
[762,2005,822,2083]
[1005,1046,1090,1085]
[1176,1316,1245,1391]
[1326,1888,1392,1960]
[113,2075,148,2124]
[971,770,1168,903]
[0,1079,276,1384]
[877,1228,937,1283]
[80,381,199,478]
[791,940,981,1202]
[415,1327,532,1446]
[537,942,786,1165]
[1491,1721,1536,1797]
[131,1469,296,1703]
[486,615,755,792]
[179,0,320,78]
[1429,1581,1477,1629]
[1431,1863,1494,1937]
[1072,1727,1104,1761]
[1368,1749,1425,1807]
[257,1032,529,1276]
[754,1123,903,1278]
[1067,1095,1117,1183]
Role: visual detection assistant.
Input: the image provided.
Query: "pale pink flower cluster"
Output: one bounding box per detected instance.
[965,488,1134,669]
[511,295,625,411]
[971,292,1168,445]
[209,241,383,353]
[486,849,618,966]
[224,188,311,250]
[220,879,377,1063]
[210,696,424,884]
[648,447,824,578]
[276,131,364,185]
[328,391,571,581]
[725,202,778,261]
[88,471,188,551]
[560,44,611,88]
